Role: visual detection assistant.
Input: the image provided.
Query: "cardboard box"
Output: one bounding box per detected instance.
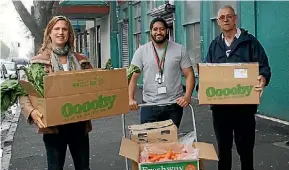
[198,63,260,104]
[20,68,129,127]
[119,137,218,170]
[128,120,178,144]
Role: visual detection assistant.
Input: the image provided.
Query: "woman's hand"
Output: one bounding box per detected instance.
[30,109,46,128]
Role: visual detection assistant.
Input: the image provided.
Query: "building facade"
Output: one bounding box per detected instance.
[57,1,289,121]
[0,41,10,59]
[116,0,289,121]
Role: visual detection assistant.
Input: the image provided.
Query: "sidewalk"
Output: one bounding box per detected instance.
[1,105,21,170]
[6,88,289,170]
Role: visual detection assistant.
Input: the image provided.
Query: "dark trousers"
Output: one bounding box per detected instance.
[43,122,90,170]
[212,105,257,170]
[140,103,183,128]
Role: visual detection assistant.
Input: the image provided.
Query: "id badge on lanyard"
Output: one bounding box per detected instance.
[155,71,165,84]
[152,42,168,84]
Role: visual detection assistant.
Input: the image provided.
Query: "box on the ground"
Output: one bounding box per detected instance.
[128,119,178,144]
[198,63,260,104]
[119,137,218,170]
[123,120,218,170]
[20,68,129,127]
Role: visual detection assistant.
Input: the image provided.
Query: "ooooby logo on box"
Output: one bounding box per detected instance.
[205,84,253,101]
[61,94,116,122]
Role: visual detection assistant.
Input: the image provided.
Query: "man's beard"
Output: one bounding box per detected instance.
[151,34,167,44]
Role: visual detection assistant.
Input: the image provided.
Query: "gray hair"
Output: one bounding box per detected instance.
[217,5,236,17]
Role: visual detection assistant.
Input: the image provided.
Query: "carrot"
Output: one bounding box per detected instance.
[164,149,173,159]
[149,155,162,162]
[148,154,158,159]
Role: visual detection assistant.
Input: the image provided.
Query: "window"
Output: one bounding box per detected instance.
[133,2,141,50]
[134,17,141,33]
[212,19,221,39]
[146,0,157,33]
[147,15,153,27]
[133,3,141,33]
[134,33,142,51]
[123,8,128,19]
[147,0,156,10]
[186,23,201,68]
[183,1,201,71]
[212,1,237,18]
[168,27,174,41]
[146,31,151,42]
[211,1,237,40]
[134,2,141,16]
[184,0,201,23]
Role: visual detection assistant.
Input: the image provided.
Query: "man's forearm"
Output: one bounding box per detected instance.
[184,71,195,98]
[129,81,137,100]
[128,73,139,100]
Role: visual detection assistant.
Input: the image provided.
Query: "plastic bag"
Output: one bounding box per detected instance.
[179,131,197,145]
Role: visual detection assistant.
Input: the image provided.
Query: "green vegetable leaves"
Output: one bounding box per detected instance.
[104,59,141,84]
[1,63,47,112]
[1,80,27,112]
[25,64,47,97]
[126,64,141,83]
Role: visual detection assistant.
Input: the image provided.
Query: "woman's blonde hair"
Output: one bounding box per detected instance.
[38,16,75,54]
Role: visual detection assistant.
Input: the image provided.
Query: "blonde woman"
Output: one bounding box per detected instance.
[20,16,92,170]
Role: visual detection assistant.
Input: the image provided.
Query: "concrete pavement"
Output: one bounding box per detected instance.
[6,88,289,170]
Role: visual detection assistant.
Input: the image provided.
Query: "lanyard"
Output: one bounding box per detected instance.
[152,42,168,75]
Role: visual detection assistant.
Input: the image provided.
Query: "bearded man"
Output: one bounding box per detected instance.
[128,17,195,128]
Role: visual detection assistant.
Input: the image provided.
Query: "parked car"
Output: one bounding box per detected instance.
[1,61,18,79]
[10,58,29,69]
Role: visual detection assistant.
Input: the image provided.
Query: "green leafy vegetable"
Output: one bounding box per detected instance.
[126,64,141,83]
[0,63,47,112]
[104,59,141,83]
[105,58,113,70]
[1,80,27,112]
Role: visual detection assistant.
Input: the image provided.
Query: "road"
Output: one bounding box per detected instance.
[6,89,289,170]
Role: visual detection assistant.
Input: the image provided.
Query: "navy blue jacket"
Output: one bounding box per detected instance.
[206,28,271,85]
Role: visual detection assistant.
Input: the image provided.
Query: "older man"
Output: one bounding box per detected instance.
[206,5,271,170]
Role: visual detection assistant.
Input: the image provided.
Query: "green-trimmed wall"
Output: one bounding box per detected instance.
[109,1,119,68]
[240,1,289,120]
[116,1,289,120]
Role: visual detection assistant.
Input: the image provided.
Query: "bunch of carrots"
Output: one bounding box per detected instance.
[148,149,179,162]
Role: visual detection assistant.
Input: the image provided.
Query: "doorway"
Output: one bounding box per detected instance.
[96,25,101,68]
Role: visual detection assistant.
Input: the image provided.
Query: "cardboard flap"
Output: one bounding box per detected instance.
[119,137,140,163]
[131,125,177,134]
[199,63,259,82]
[43,68,128,98]
[194,142,218,161]
[129,120,174,131]
[130,126,178,144]
[198,62,259,67]
[48,68,104,76]
[19,80,42,97]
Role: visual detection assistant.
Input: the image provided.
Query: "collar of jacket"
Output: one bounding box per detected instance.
[215,28,254,53]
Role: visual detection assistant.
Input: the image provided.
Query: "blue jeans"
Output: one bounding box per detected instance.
[43,122,90,170]
[140,103,183,128]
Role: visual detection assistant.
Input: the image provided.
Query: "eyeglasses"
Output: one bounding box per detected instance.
[218,14,236,21]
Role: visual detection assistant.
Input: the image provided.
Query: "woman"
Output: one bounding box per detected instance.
[19,16,92,170]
